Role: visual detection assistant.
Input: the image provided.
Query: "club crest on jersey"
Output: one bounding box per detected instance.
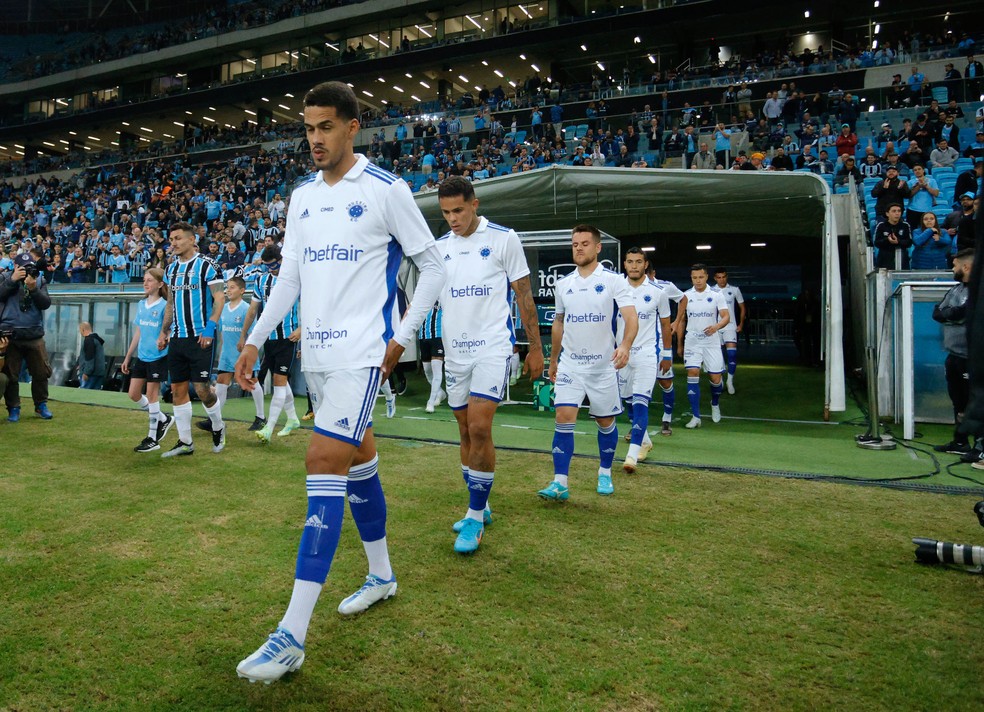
[707,297,713,302]
[644,294,652,302]
[346,201,368,221]
[595,284,605,294]
[480,246,492,259]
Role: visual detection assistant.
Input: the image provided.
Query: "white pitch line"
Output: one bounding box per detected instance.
[703,415,837,426]
[500,424,530,430]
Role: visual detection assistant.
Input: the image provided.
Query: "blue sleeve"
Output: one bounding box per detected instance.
[912,228,932,247]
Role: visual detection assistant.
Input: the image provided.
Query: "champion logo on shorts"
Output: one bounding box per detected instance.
[334,417,351,431]
[300,208,310,219]
[347,493,369,504]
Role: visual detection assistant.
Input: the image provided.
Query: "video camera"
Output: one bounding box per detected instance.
[912,501,984,573]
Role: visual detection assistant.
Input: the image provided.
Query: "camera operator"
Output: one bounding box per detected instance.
[0,253,53,421]
[933,249,975,456]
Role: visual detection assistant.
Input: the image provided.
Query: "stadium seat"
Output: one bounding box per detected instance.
[575,124,588,138]
[930,166,953,175]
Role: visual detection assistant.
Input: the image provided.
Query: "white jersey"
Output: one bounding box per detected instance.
[683,286,729,345]
[264,155,435,371]
[554,263,634,372]
[616,277,671,360]
[710,283,744,317]
[653,277,685,302]
[438,216,530,363]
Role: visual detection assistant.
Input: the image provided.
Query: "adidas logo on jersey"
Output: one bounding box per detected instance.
[334,417,351,431]
[443,254,452,261]
[304,514,332,530]
[300,208,310,219]
[347,493,369,504]
[489,385,498,393]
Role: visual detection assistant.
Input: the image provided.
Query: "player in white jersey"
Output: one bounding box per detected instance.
[616,248,672,473]
[436,176,543,554]
[537,224,637,501]
[645,263,684,435]
[676,264,730,429]
[233,82,446,685]
[711,267,746,394]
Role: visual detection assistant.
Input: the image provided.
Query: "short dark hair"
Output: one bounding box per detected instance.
[260,245,282,262]
[304,81,360,122]
[227,276,246,290]
[954,248,975,262]
[437,175,475,201]
[170,221,195,236]
[690,263,709,275]
[713,267,728,276]
[885,202,903,212]
[572,224,601,242]
[624,247,645,257]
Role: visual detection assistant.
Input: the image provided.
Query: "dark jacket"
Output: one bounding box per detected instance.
[872,219,913,269]
[933,282,968,357]
[0,273,51,340]
[78,332,106,378]
[871,177,911,215]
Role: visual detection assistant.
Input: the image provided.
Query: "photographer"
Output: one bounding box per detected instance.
[932,249,975,456]
[0,253,53,421]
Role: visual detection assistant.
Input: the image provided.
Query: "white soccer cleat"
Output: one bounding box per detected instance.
[711,405,721,423]
[236,626,305,684]
[385,397,396,419]
[338,574,398,616]
[437,389,446,405]
[424,401,435,413]
[622,456,637,474]
[638,441,653,461]
[726,375,735,395]
[685,416,702,429]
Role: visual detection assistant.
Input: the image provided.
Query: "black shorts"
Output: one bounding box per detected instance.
[167,336,215,383]
[419,337,445,361]
[131,356,168,383]
[262,339,296,376]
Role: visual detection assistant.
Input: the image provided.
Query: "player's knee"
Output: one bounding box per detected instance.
[467,420,492,446]
[595,416,615,429]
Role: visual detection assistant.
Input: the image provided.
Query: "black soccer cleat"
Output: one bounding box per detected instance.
[212,427,226,453]
[134,437,160,453]
[248,417,267,432]
[156,414,174,443]
[196,419,214,432]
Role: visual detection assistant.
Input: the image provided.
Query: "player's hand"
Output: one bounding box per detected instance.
[523,348,545,380]
[703,325,717,336]
[548,360,558,383]
[736,324,743,333]
[121,359,130,375]
[380,339,404,379]
[198,335,213,349]
[237,337,245,352]
[288,328,301,343]
[612,344,630,370]
[157,333,169,351]
[234,345,259,391]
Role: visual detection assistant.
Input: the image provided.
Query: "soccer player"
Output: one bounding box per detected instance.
[215,276,266,431]
[120,267,174,452]
[234,81,446,684]
[238,245,302,442]
[436,176,543,553]
[676,264,730,428]
[617,248,672,473]
[645,261,683,435]
[418,303,446,413]
[711,267,746,394]
[537,224,637,501]
[156,222,226,457]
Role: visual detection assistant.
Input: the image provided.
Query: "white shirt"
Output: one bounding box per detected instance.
[438,216,530,363]
[616,277,671,360]
[247,155,435,371]
[710,283,744,320]
[653,277,685,303]
[683,286,729,345]
[554,263,634,372]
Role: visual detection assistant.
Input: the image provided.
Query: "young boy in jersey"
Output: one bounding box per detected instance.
[711,267,746,394]
[537,224,637,500]
[121,267,174,452]
[215,276,267,430]
[676,264,731,428]
[617,248,672,473]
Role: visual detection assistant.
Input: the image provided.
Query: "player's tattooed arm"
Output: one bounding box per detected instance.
[511,276,544,379]
[157,293,174,351]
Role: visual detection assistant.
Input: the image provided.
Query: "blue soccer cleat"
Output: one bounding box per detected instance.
[597,473,614,496]
[236,626,305,684]
[453,518,484,554]
[452,505,492,533]
[537,481,569,501]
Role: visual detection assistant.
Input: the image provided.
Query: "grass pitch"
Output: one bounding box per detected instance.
[2,400,984,711]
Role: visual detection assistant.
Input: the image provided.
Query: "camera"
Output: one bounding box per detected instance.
[23,264,40,278]
[911,501,984,573]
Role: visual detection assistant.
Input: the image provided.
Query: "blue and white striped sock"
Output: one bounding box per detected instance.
[552,422,575,486]
[467,469,494,521]
[347,456,392,581]
[711,380,724,406]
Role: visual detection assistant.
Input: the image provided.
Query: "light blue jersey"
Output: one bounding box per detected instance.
[134,297,168,362]
[217,300,253,372]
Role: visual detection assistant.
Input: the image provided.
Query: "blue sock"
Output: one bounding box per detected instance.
[468,469,494,512]
[295,475,346,583]
[347,456,387,542]
[687,376,701,417]
[711,380,724,406]
[552,423,575,475]
[726,348,737,376]
[630,395,650,446]
[597,421,618,470]
[461,464,470,487]
[661,383,674,419]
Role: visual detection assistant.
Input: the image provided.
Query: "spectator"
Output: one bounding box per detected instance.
[930,139,959,169]
[834,124,858,161]
[770,146,794,172]
[859,153,883,178]
[691,143,714,170]
[77,322,106,391]
[834,156,862,186]
[953,159,983,207]
[0,253,53,421]
[873,203,913,270]
[905,164,940,229]
[900,140,928,170]
[813,149,835,175]
[108,245,130,284]
[911,212,953,270]
[907,66,926,104]
[871,165,911,215]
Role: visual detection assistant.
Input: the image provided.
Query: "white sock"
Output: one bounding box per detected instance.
[137,394,149,410]
[554,474,569,487]
[380,379,394,399]
[627,443,641,459]
[428,360,444,404]
[204,399,224,431]
[362,537,393,581]
[251,383,265,418]
[510,352,520,378]
[269,386,287,427]
[599,467,612,477]
[214,383,228,410]
[642,430,653,445]
[279,579,323,646]
[148,401,161,439]
[422,361,433,385]
[174,401,193,444]
[283,383,298,421]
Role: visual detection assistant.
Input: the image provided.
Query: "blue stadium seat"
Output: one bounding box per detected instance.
[575,124,588,138]
[930,165,954,175]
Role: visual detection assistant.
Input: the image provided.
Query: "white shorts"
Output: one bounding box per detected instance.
[719,325,738,344]
[306,367,381,446]
[445,354,511,410]
[618,355,657,401]
[555,367,623,418]
[683,339,725,374]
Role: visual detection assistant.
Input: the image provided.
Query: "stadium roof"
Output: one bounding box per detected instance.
[413,166,829,239]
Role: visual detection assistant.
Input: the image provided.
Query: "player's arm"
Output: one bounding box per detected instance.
[737,300,747,333]
[238,301,260,351]
[675,295,689,355]
[200,281,225,349]
[157,290,174,351]
[122,327,139,374]
[386,243,446,378]
[706,307,730,336]
[549,311,564,383]
[658,316,673,368]
[510,275,544,379]
[613,305,637,369]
